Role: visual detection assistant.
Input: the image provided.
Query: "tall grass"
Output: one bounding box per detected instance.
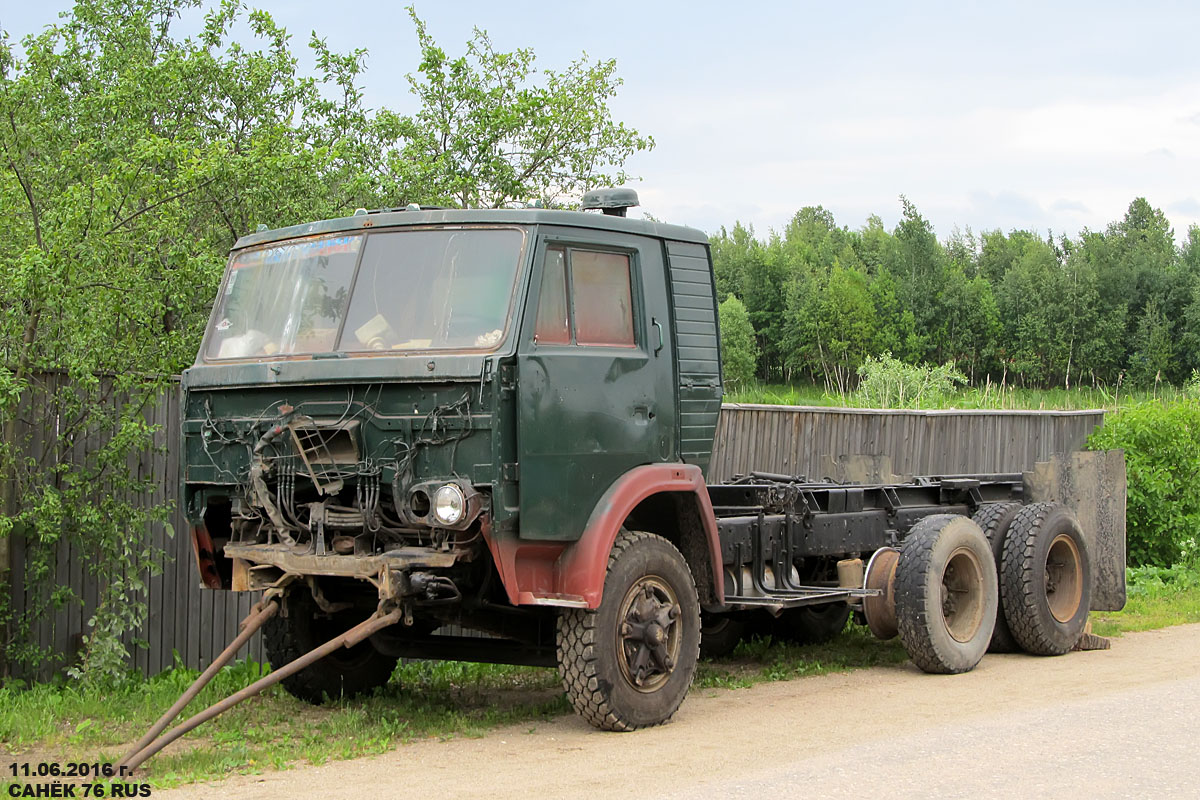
[725,381,1192,410]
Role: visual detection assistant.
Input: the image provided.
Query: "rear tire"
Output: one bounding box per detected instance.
[263,588,399,704]
[775,602,851,645]
[971,502,1025,653]
[1001,502,1091,656]
[700,612,746,659]
[557,530,700,731]
[895,514,998,674]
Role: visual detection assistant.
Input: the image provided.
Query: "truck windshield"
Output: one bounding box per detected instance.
[204,227,526,360]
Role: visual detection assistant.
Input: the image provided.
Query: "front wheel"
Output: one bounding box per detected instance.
[557,530,701,731]
[263,587,399,703]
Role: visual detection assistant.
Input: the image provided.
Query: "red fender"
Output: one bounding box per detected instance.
[560,463,725,607]
[482,464,724,609]
[190,522,224,590]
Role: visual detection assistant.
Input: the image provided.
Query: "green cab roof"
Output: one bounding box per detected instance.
[233,207,710,251]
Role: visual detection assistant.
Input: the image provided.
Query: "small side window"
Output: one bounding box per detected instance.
[532,246,637,348]
[572,251,635,347]
[534,248,570,344]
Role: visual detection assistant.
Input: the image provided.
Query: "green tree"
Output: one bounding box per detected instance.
[866,267,922,363]
[1087,198,1179,380]
[891,197,950,362]
[709,222,761,302]
[997,238,1066,385]
[976,229,1042,285]
[741,238,793,380]
[852,214,896,275]
[717,296,758,388]
[1177,228,1200,377]
[0,0,651,678]
[400,9,652,208]
[939,268,1000,381]
[784,264,877,395]
[1128,299,1174,388]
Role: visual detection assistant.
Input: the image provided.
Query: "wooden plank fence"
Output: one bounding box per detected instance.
[709,403,1106,481]
[5,386,1105,680]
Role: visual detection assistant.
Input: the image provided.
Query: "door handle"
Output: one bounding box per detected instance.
[652,318,664,356]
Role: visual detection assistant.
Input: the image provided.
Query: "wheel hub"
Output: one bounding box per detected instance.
[616,577,682,692]
[940,547,986,643]
[1045,533,1083,623]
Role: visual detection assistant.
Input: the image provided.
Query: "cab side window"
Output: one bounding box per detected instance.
[534,248,570,344]
[533,246,636,347]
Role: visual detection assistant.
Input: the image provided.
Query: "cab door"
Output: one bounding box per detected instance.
[516,230,675,541]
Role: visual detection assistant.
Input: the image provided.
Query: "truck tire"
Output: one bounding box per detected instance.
[263,588,399,704]
[895,514,998,674]
[1000,502,1091,656]
[557,530,701,731]
[700,612,746,659]
[971,502,1025,653]
[775,602,852,645]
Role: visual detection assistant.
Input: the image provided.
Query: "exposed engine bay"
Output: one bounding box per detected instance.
[189,386,504,622]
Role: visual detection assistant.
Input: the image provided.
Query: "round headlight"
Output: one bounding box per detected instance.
[432,484,466,526]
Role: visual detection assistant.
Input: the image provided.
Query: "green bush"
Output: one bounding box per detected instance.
[852,353,967,409]
[1088,400,1200,567]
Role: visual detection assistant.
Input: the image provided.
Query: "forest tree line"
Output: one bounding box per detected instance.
[712,197,1199,393]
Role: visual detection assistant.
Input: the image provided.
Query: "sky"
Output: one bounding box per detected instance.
[5,0,1200,242]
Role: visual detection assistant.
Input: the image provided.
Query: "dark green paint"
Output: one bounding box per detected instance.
[667,241,723,474]
[514,229,677,540]
[231,207,706,252]
[182,209,723,546]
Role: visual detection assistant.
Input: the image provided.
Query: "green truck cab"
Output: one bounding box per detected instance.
[181,189,1115,732]
[182,190,725,728]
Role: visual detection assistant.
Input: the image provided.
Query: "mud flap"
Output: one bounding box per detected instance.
[1024,450,1126,612]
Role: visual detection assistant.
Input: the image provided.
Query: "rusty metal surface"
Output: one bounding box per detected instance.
[222,542,458,579]
[863,548,899,640]
[1024,450,1127,611]
[122,607,402,771]
[117,598,279,770]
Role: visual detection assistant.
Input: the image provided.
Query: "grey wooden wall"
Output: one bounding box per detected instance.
[709,404,1106,482]
[6,378,266,680]
[7,396,1105,679]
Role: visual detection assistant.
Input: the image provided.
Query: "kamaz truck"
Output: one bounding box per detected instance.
[174,189,1125,735]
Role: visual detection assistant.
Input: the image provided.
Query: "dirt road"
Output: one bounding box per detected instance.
[159,624,1200,800]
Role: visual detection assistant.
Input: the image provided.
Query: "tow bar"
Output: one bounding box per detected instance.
[117,592,402,772]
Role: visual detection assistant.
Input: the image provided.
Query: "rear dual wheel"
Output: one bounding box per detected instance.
[1001,503,1091,656]
[973,501,1092,656]
[895,514,998,674]
[775,602,852,645]
[971,502,1025,653]
[895,505,1091,673]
